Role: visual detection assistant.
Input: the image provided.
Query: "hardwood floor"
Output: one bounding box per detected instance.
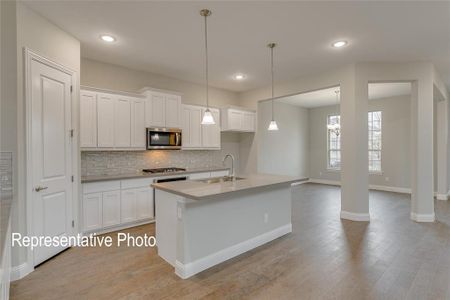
[11,183,450,299]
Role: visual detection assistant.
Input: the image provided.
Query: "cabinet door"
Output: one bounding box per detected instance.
[102,190,121,227]
[114,97,131,147]
[242,112,256,132]
[149,93,166,127]
[80,91,97,147]
[229,110,243,130]
[202,108,221,148]
[97,93,115,147]
[83,193,102,232]
[121,189,137,223]
[136,187,154,220]
[182,105,202,148]
[131,98,146,148]
[182,106,191,147]
[165,95,181,128]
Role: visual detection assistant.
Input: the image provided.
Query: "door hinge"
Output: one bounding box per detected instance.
[70,85,73,93]
[71,175,74,182]
[71,220,75,228]
[70,129,74,137]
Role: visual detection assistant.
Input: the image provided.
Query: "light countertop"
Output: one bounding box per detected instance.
[152,174,308,200]
[81,166,230,183]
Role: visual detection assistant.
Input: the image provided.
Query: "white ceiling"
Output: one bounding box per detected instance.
[279,82,411,108]
[23,1,450,92]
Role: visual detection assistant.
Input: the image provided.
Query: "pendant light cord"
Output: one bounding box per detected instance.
[270,45,275,121]
[204,14,209,109]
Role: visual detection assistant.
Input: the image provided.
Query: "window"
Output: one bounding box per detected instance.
[327,115,341,169]
[326,112,382,172]
[368,111,382,173]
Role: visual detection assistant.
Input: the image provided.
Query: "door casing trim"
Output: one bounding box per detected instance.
[24,48,79,273]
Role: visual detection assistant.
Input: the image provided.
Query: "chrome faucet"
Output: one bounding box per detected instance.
[223,154,235,178]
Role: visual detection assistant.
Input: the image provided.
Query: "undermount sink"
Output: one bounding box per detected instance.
[200,176,245,184]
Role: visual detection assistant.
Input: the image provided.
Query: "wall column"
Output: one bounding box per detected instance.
[410,80,435,222]
[436,99,448,200]
[340,66,370,221]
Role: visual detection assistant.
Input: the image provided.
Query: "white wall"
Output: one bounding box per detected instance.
[257,101,309,177]
[81,58,240,108]
[309,95,411,189]
[13,2,81,269]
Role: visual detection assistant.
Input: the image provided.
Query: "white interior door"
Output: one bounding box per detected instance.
[30,59,74,266]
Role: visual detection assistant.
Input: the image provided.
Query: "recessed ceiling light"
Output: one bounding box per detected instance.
[100,35,116,43]
[233,73,246,80]
[332,40,347,48]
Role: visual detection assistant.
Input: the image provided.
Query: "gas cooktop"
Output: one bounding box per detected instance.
[142,167,186,174]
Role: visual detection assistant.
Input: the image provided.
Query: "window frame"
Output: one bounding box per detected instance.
[368,110,382,174]
[326,114,341,171]
[325,111,383,173]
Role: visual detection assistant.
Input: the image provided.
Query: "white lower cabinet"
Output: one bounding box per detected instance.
[82,179,154,233]
[83,193,103,232]
[136,187,154,220]
[102,190,121,227]
[121,189,137,223]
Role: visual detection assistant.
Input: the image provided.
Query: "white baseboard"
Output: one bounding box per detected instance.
[436,193,448,201]
[308,179,411,194]
[410,212,435,222]
[10,262,33,281]
[340,210,370,222]
[175,223,292,279]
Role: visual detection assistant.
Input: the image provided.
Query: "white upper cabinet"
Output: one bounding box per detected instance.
[114,97,132,147]
[131,98,146,148]
[182,105,220,150]
[221,107,256,132]
[80,91,97,147]
[146,93,166,127]
[182,105,203,148]
[144,91,181,128]
[80,87,182,151]
[96,93,115,148]
[165,95,181,128]
[242,112,256,132]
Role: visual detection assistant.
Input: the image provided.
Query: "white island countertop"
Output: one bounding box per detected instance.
[151,174,308,200]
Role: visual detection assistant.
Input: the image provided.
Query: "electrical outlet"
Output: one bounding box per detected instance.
[319,172,323,176]
[264,213,269,224]
[385,177,389,182]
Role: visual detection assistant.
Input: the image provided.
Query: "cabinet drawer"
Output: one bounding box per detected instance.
[210,170,229,178]
[121,178,154,189]
[83,180,121,194]
[188,172,211,180]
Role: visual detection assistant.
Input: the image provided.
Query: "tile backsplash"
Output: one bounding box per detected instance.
[81,142,240,177]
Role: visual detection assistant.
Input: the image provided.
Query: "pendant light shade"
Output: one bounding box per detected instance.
[200,9,215,125]
[201,108,215,125]
[268,120,279,131]
[267,43,279,131]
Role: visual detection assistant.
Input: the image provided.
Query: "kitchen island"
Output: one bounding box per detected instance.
[152,174,307,279]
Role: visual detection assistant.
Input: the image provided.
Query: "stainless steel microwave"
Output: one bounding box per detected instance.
[146,128,182,150]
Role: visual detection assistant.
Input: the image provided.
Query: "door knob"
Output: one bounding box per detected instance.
[34,186,48,192]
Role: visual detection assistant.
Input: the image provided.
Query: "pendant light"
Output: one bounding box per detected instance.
[200,9,215,125]
[327,89,341,136]
[267,43,279,131]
